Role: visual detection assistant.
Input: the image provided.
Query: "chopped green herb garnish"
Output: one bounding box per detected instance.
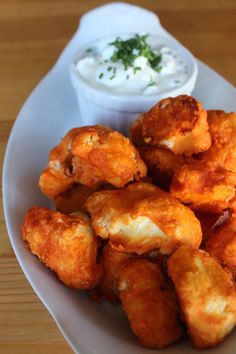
[86,48,92,53]
[133,66,141,74]
[107,66,113,72]
[109,34,162,72]
[109,75,115,80]
[126,74,130,80]
[174,80,181,84]
[147,80,156,87]
[99,73,104,79]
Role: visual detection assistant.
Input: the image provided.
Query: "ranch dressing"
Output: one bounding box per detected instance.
[76,34,189,96]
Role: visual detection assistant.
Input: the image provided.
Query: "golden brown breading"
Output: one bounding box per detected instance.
[93,244,134,303]
[170,110,236,213]
[130,95,211,155]
[117,259,183,348]
[39,128,79,198]
[206,216,236,278]
[200,110,236,173]
[54,184,97,213]
[168,245,236,349]
[39,125,147,198]
[138,146,193,189]
[170,161,236,213]
[21,207,101,290]
[85,182,202,255]
[54,183,114,214]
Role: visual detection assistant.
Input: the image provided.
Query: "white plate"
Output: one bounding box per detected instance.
[3,3,236,354]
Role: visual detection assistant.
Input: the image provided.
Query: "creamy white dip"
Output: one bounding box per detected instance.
[75,34,189,96]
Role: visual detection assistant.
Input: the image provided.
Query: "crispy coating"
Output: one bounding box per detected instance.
[54,183,114,214]
[168,245,236,348]
[86,182,202,255]
[54,184,97,213]
[118,259,183,348]
[39,128,79,198]
[130,95,211,155]
[201,110,236,173]
[39,125,147,198]
[139,146,193,189]
[170,161,236,213]
[93,244,133,303]
[170,110,236,212]
[21,207,101,290]
[206,216,236,278]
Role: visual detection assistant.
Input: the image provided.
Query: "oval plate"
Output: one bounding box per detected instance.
[3,3,236,354]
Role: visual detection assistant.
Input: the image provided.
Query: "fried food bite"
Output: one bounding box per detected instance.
[118,259,183,348]
[170,110,236,212]
[86,182,202,255]
[39,128,78,199]
[168,245,236,349]
[39,125,147,198]
[206,215,236,278]
[21,207,101,290]
[170,161,236,213]
[54,184,97,213]
[201,110,236,173]
[139,146,193,189]
[130,95,211,155]
[54,183,114,214]
[93,244,134,303]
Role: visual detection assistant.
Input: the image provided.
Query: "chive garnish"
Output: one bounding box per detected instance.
[147,80,156,87]
[133,66,141,74]
[109,34,162,72]
[99,73,104,79]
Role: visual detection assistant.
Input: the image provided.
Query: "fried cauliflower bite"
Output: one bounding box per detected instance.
[93,244,134,303]
[54,183,114,214]
[201,110,236,173]
[117,259,183,348]
[139,146,193,189]
[39,128,79,199]
[206,216,236,278]
[86,182,202,255]
[39,125,147,198]
[168,245,236,349]
[54,184,97,214]
[71,125,146,187]
[170,161,236,213]
[21,207,101,290]
[130,95,211,156]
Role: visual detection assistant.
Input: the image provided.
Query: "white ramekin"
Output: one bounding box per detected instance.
[70,34,198,135]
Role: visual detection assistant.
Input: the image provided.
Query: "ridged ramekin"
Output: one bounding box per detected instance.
[70,34,198,135]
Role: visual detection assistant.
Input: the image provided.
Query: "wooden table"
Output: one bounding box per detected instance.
[0,1,235,353]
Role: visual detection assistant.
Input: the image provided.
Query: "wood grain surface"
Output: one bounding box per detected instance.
[0,1,235,353]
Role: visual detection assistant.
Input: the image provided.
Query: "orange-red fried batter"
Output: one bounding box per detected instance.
[118,258,183,348]
[21,207,101,289]
[206,215,236,278]
[130,95,211,155]
[139,146,193,189]
[93,244,134,303]
[170,162,236,213]
[54,184,97,213]
[39,125,147,198]
[168,245,236,349]
[86,182,202,255]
